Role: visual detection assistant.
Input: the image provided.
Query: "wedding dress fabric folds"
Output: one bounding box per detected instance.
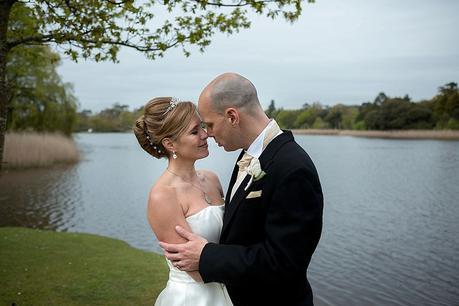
[155,205,233,306]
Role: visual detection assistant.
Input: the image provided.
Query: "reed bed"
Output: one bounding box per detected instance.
[292,129,459,140]
[3,132,80,169]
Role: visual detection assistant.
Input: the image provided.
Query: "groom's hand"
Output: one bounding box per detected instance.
[159,225,208,272]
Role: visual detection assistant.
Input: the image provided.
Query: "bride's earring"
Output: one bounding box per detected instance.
[172,151,177,159]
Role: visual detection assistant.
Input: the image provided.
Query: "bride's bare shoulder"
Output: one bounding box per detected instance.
[148,184,179,209]
[147,184,190,243]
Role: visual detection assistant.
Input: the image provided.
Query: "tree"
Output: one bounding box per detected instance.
[433,82,459,128]
[0,0,315,170]
[265,99,276,118]
[293,102,324,128]
[325,104,345,129]
[275,109,302,129]
[374,92,388,106]
[7,43,78,134]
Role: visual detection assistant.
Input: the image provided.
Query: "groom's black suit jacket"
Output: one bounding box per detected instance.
[200,131,323,306]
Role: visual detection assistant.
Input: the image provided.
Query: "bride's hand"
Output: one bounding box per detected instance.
[159,225,208,272]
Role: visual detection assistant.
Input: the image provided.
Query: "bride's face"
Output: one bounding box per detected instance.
[175,113,209,160]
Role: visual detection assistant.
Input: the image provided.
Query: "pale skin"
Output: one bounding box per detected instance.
[148,112,224,281]
[159,72,270,272]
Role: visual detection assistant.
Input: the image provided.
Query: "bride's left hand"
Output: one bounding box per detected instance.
[159,225,208,272]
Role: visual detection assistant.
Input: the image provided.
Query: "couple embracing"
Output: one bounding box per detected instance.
[133,73,323,306]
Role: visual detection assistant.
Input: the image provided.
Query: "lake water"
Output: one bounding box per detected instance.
[1,133,458,306]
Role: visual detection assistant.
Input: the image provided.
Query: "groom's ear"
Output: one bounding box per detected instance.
[225,108,239,127]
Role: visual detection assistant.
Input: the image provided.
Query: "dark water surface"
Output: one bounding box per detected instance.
[1,133,458,305]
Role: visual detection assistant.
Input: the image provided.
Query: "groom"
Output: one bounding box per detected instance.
[160,73,323,305]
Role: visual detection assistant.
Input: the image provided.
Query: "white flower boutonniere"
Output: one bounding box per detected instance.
[244,158,267,190]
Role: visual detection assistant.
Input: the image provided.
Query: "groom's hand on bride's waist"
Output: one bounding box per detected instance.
[159,225,208,272]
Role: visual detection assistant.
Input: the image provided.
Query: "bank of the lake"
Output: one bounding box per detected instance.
[0,227,168,306]
[292,129,459,140]
[3,132,80,169]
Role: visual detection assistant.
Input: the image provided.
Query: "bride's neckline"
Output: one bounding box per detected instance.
[185,204,224,220]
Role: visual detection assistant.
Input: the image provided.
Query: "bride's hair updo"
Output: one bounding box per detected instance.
[133,97,196,159]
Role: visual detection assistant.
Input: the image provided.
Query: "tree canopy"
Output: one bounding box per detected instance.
[6,0,313,62]
[0,0,315,170]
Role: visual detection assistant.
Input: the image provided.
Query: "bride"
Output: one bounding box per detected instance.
[133,97,233,305]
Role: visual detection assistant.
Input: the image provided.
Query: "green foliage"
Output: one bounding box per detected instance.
[7,0,315,63]
[325,104,346,129]
[341,106,359,129]
[353,121,366,130]
[432,82,459,128]
[275,109,302,129]
[265,99,276,118]
[293,102,324,128]
[75,104,140,132]
[312,117,329,129]
[263,83,456,131]
[6,44,78,135]
[362,94,435,130]
[447,119,459,130]
[0,0,316,169]
[5,4,78,135]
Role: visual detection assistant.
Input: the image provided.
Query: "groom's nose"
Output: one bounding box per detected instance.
[200,129,208,139]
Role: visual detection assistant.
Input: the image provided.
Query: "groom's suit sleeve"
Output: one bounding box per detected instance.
[199,162,323,285]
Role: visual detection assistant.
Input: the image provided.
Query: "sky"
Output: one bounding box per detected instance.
[57,0,459,113]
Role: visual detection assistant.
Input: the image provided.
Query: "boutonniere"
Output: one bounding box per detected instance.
[244,158,267,190]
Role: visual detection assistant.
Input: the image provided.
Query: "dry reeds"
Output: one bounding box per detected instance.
[292,129,459,140]
[3,132,80,169]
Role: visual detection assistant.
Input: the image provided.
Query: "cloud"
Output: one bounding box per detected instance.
[57,0,459,112]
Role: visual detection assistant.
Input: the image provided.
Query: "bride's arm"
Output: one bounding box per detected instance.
[147,186,203,282]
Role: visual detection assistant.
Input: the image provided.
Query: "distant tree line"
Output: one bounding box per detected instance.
[266,82,459,130]
[8,79,458,135]
[74,104,141,133]
[72,82,458,133]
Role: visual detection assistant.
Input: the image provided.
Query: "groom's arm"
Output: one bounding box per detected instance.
[200,167,323,285]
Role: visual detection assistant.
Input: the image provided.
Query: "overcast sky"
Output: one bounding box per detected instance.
[57,0,459,113]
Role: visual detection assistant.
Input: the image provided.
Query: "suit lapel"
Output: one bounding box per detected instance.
[258,130,293,170]
[224,150,245,208]
[221,131,294,238]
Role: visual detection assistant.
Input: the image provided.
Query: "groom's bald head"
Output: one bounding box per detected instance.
[201,72,262,115]
[198,72,270,151]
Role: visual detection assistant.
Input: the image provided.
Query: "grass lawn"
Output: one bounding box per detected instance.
[0,227,168,306]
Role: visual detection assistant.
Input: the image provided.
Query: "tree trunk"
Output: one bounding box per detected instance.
[0,1,13,171]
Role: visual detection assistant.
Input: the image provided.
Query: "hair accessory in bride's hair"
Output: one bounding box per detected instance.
[143,120,161,153]
[163,97,180,115]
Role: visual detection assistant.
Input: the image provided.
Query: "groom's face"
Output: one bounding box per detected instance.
[198,98,238,151]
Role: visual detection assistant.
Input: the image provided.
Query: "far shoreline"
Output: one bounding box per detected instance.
[291,129,459,140]
[76,129,459,140]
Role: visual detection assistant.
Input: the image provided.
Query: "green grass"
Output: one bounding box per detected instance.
[0,227,168,306]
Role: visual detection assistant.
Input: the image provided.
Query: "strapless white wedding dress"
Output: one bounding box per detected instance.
[155,204,233,306]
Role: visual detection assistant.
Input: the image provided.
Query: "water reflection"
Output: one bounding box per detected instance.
[298,136,459,306]
[0,164,82,231]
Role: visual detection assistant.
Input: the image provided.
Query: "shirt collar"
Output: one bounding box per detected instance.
[246,119,277,159]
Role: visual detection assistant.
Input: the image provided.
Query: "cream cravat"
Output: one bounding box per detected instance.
[229,121,282,201]
[230,153,253,200]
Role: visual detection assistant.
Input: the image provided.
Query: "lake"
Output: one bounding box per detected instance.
[1,133,458,306]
